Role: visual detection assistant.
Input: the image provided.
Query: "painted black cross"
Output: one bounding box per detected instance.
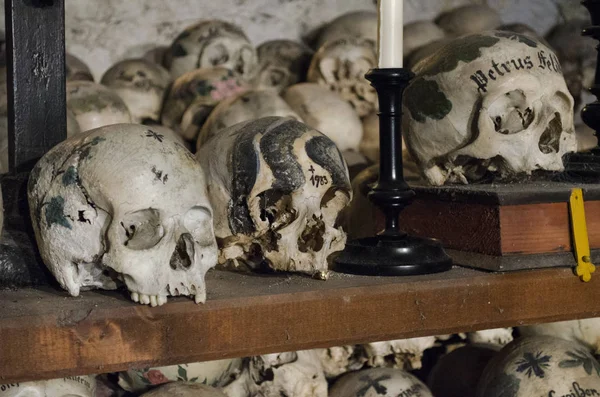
[145,130,164,142]
[308,165,315,174]
[357,374,391,397]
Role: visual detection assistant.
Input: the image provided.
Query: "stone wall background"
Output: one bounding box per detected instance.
[0,0,590,79]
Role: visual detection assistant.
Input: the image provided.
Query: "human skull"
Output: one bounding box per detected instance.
[141,383,227,397]
[468,328,514,346]
[407,39,452,71]
[427,344,500,397]
[318,346,367,379]
[28,124,218,305]
[403,31,577,186]
[197,117,351,276]
[0,376,96,397]
[161,67,249,142]
[362,337,437,370]
[477,336,600,397]
[546,19,596,117]
[436,5,502,37]
[66,81,132,132]
[255,40,313,93]
[100,58,171,124]
[498,23,543,41]
[119,358,242,393]
[315,11,378,49]
[66,53,94,82]
[403,21,446,59]
[223,351,327,397]
[307,37,377,117]
[519,318,600,356]
[164,20,258,82]
[330,367,434,397]
[283,83,363,152]
[197,89,302,149]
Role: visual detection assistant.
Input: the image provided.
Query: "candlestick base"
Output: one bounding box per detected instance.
[334,234,452,276]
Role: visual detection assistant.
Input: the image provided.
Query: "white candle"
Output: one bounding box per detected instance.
[377,0,404,68]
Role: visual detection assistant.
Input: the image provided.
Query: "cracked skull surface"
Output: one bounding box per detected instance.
[164,20,258,82]
[477,336,600,397]
[403,31,577,185]
[197,117,351,276]
[28,123,217,306]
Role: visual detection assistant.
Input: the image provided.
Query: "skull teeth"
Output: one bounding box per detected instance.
[130,291,168,307]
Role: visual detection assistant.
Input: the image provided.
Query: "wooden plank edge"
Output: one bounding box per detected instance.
[1,268,599,382]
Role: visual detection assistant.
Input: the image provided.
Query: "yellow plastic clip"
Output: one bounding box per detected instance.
[569,188,596,282]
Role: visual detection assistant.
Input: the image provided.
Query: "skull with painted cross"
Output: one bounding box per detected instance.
[196,117,351,276]
[28,124,218,306]
[403,31,577,186]
[477,336,600,397]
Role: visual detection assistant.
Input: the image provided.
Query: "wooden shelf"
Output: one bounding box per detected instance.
[1,266,599,383]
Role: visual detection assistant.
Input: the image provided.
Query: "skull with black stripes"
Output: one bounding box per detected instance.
[197,117,352,277]
[28,124,218,306]
[404,31,577,186]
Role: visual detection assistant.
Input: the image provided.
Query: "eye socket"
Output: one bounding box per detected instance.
[183,206,214,247]
[120,208,164,250]
[205,43,229,66]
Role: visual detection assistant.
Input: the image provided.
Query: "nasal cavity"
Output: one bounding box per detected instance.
[539,113,563,154]
[170,233,194,270]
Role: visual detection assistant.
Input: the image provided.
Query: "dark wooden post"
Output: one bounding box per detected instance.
[0,0,65,286]
[5,0,66,172]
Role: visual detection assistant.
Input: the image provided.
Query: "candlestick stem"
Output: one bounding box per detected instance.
[334,68,452,276]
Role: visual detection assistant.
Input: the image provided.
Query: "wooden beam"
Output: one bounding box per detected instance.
[5,0,66,172]
[1,267,599,383]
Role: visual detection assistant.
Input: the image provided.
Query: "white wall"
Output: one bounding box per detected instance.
[2,0,589,80]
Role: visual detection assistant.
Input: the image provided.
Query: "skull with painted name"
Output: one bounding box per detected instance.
[164,20,258,82]
[403,31,577,186]
[197,117,351,276]
[28,124,218,306]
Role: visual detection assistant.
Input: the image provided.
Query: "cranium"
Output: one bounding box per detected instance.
[436,5,502,37]
[283,83,363,153]
[362,337,437,370]
[468,328,514,346]
[141,383,227,397]
[403,21,446,59]
[197,89,302,149]
[477,336,600,397]
[307,37,377,117]
[318,346,367,379]
[161,67,249,142]
[223,351,327,397]
[519,318,600,356]
[330,367,434,397]
[164,20,258,82]
[407,39,452,71]
[66,53,94,82]
[0,376,96,397]
[119,358,243,393]
[66,81,132,132]
[428,344,500,397]
[28,124,218,306]
[315,11,378,49]
[100,58,171,124]
[546,19,596,117]
[255,40,313,93]
[403,31,577,186]
[197,117,351,276]
[498,23,542,40]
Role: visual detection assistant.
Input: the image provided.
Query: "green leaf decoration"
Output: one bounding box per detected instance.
[178,365,188,381]
[189,377,199,383]
[559,350,599,376]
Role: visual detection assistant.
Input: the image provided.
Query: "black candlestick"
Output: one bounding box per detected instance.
[334,68,452,276]
[562,0,600,179]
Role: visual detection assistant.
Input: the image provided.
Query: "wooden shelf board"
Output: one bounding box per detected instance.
[1,267,599,383]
